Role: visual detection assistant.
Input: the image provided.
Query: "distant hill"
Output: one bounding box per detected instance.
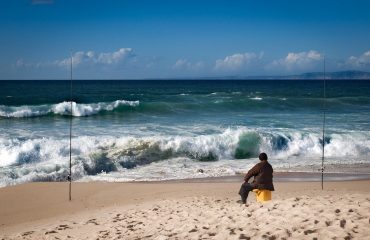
[195,70,370,80]
[291,70,370,80]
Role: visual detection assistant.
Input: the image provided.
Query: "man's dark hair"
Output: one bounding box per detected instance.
[259,152,268,161]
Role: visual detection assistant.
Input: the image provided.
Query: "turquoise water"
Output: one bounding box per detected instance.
[0,80,369,186]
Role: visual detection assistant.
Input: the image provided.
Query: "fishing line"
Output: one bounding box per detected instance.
[321,55,326,190]
[68,52,73,201]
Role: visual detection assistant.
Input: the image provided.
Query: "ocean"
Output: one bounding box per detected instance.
[0,80,369,187]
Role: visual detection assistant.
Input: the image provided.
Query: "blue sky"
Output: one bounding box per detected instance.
[1,0,370,79]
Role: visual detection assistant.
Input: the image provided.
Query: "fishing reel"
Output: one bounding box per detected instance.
[318,166,325,172]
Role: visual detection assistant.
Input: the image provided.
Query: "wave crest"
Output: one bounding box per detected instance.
[0,100,139,118]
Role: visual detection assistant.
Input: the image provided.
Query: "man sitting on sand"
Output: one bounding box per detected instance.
[238,152,274,204]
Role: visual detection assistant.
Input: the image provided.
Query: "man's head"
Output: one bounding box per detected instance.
[259,152,268,161]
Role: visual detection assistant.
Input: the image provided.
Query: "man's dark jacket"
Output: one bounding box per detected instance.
[244,160,274,191]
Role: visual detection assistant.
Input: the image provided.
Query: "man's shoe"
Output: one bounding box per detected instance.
[236,200,246,204]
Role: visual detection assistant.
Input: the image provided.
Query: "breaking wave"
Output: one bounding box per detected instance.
[0,100,139,118]
[0,128,369,187]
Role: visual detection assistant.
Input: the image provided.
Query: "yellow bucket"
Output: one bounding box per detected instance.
[252,189,272,202]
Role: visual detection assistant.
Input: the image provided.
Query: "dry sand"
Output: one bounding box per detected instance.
[1,178,370,239]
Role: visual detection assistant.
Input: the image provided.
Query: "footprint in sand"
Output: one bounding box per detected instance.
[45,230,58,235]
[229,228,237,235]
[113,214,126,223]
[262,233,276,240]
[115,229,122,236]
[21,231,34,236]
[340,219,346,228]
[238,233,251,239]
[56,224,71,230]
[86,219,99,225]
[167,233,177,237]
[303,229,316,235]
[344,233,353,240]
[97,230,110,239]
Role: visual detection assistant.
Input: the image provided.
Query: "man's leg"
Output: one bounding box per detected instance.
[238,182,255,204]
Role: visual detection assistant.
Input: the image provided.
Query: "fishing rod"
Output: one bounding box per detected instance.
[68,52,73,201]
[321,55,326,190]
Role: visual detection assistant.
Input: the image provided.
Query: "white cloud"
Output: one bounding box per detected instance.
[14,58,36,68]
[173,59,189,69]
[214,52,261,71]
[173,59,205,71]
[16,59,25,67]
[344,51,370,68]
[271,50,322,71]
[55,48,134,67]
[97,48,133,64]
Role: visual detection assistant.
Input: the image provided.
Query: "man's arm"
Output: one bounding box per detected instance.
[244,163,261,182]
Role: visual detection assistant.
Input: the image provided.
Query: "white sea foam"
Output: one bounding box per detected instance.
[0,100,139,118]
[250,97,263,100]
[0,127,369,187]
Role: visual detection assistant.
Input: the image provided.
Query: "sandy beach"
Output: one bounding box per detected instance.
[1,175,370,240]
